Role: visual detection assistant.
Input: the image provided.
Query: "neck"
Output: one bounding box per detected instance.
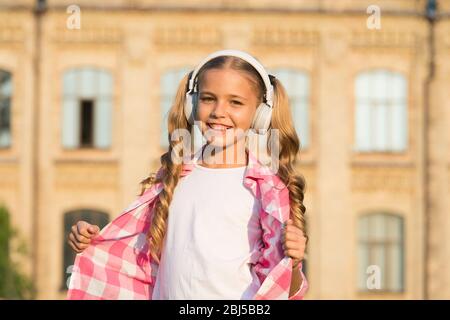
[198,141,248,168]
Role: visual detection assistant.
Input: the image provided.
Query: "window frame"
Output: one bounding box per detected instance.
[267,68,310,150]
[0,69,13,149]
[159,67,192,149]
[357,212,405,293]
[61,68,113,150]
[354,69,408,153]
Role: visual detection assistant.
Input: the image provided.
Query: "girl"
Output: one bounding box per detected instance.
[67,50,308,300]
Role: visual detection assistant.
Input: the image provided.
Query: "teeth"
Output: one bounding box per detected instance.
[208,124,231,130]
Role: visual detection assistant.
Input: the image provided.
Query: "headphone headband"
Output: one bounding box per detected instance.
[187,49,274,107]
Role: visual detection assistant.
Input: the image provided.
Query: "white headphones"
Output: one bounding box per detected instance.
[184,49,275,133]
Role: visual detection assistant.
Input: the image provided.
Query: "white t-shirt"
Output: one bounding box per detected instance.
[152,163,263,300]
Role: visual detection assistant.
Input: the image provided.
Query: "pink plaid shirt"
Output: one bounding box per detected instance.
[67,149,308,300]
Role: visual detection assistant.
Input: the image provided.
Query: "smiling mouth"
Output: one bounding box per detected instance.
[207,123,234,132]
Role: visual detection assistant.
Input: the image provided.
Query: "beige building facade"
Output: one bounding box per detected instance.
[0,0,449,299]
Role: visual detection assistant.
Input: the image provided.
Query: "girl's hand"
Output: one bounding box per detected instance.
[282,219,307,268]
[68,221,100,253]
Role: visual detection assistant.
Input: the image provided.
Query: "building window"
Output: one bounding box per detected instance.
[268,68,310,149]
[0,70,12,148]
[62,68,113,149]
[355,70,408,152]
[80,99,94,147]
[160,67,192,148]
[62,209,109,291]
[358,213,404,292]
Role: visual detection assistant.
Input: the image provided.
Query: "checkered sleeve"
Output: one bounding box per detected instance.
[253,210,293,300]
[288,261,308,300]
[253,207,308,299]
[67,184,162,300]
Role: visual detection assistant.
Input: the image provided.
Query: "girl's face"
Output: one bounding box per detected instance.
[196,68,260,148]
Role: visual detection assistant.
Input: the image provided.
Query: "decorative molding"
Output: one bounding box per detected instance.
[252,27,319,47]
[52,25,122,44]
[350,31,420,48]
[54,162,118,189]
[153,25,222,47]
[222,24,251,50]
[351,166,413,193]
[125,31,150,64]
[323,31,349,64]
[0,23,25,43]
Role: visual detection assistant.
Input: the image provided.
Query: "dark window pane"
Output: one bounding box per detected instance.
[0,70,12,148]
[0,99,10,130]
[80,99,94,147]
[0,70,11,90]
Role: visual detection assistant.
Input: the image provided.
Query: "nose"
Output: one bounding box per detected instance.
[210,99,228,118]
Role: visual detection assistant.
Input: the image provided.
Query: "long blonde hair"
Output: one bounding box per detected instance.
[140,56,307,263]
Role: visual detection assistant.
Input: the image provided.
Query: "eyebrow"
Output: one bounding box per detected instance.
[200,91,247,101]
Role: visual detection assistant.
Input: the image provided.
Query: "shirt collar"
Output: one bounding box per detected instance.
[178,145,289,224]
[180,145,286,190]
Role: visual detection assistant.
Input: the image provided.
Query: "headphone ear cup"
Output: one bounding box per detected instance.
[191,92,198,124]
[192,92,198,108]
[251,103,273,133]
[184,92,198,125]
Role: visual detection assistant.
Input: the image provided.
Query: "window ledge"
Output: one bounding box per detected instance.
[54,157,119,164]
[351,159,415,168]
[55,148,118,164]
[0,156,18,164]
[351,150,414,167]
[356,290,406,299]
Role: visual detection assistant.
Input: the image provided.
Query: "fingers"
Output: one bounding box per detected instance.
[77,221,94,238]
[283,248,304,261]
[67,220,99,254]
[283,232,306,242]
[282,220,306,261]
[68,233,89,253]
[68,240,82,253]
[71,225,91,244]
[69,232,88,250]
[68,238,83,253]
[284,222,304,237]
[88,225,100,234]
[282,228,307,243]
[283,239,299,248]
[283,240,304,260]
[283,240,305,253]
